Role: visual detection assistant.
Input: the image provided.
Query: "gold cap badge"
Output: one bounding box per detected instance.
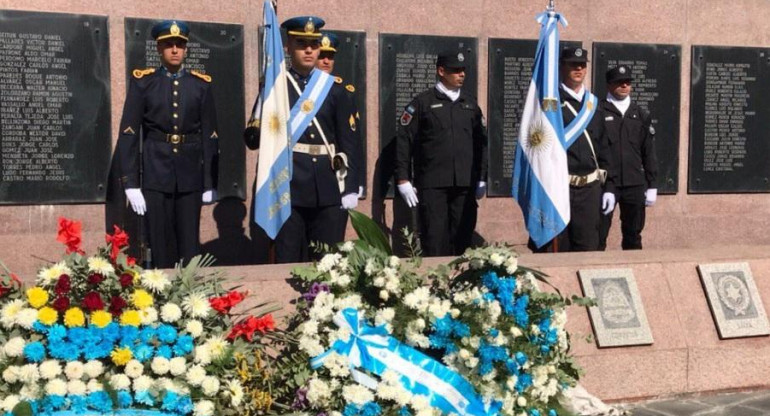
[170,22,180,36]
[304,19,315,33]
[322,36,331,48]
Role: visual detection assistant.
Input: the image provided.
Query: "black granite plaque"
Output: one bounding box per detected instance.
[689,45,770,193]
[486,38,581,197]
[0,10,111,204]
[592,42,681,194]
[124,18,245,199]
[378,34,478,197]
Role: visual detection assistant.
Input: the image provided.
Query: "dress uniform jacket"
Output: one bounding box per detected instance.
[116,67,219,194]
[395,88,488,189]
[560,87,616,193]
[599,100,657,188]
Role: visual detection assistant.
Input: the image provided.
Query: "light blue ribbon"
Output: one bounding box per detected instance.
[563,92,598,148]
[288,68,334,146]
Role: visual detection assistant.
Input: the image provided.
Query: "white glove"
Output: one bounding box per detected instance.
[601,192,616,215]
[202,189,217,204]
[475,181,487,200]
[357,186,365,199]
[645,188,657,207]
[397,181,419,208]
[341,192,358,210]
[125,188,146,216]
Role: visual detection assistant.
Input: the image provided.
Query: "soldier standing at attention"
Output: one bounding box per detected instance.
[116,20,219,268]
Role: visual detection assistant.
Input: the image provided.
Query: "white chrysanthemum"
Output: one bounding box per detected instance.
[4,337,25,357]
[124,359,144,378]
[364,259,378,276]
[87,379,104,393]
[194,345,212,365]
[161,303,182,322]
[306,377,331,405]
[140,269,171,293]
[379,290,389,301]
[110,373,131,390]
[3,365,19,383]
[84,361,104,379]
[87,256,115,275]
[334,294,362,312]
[329,269,351,287]
[308,291,335,322]
[64,361,84,380]
[317,253,342,273]
[505,256,518,275]
[16,308,38,329]
[340,241,355,252]
[343,383,374,405]
[403,287,431,311]
[182,292,211,318]
[67,379,87,396]
[201,376,220,396]
[19,384,40,401]
[322,352,351,378]
[1,300,25,329]
[193,400,215,416]
[516,396,527,407]
[298,335,325,357]
[186,365,206,386]
[375,308,395,325]
[45,378,68,396]
[40,360,62,380]
[1,395,20,413]
[133,375,153,392]
[169,357,187,376]
[427,299,452,320]
[151,357,170,375]
[489,253,504,266]
[36,261,72,287]
[388,256,400,268]
[204,336,228,360]
[19,365,39,386]
[410,394,431,411]
[140,307,158,325]
[224,379,244,406]
[186,320,204,338]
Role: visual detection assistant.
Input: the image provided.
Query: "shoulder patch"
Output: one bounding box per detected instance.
[190,70,212,83]
[400,105,415,126]
[345,84,355,93]
[132,68,155,79]
[334,76,343,84]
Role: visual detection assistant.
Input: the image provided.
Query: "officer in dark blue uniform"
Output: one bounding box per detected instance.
[116,20,219,268]
[244,16,360,263]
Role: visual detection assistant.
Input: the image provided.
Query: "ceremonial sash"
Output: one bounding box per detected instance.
[563,91,598,148]
[288,69,334,146]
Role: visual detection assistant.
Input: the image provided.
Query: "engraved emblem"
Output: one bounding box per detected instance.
[525,115,553,152]
[457,52,465,62]
[619,66,627,74]
[301,99,314,113]
[266,112,285,134]
[321,36,331,48]
[304,19,315,33]
[170,22,180,36]
[599,281,637,325]
[717,274,751,316]
[586,100,594,111]
[575,48,583,57]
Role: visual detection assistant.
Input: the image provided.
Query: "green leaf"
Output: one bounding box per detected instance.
[349,210,392,255]
[12,401,32,416]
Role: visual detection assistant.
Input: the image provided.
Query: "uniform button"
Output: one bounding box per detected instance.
[310,133,315,139]
[173,125,179,131]
[173,102,178,107]
[173,148,178,153]
[173,80,179,86]
[173,91,178,96]
[173,113,178,118]
[312,157,317,162]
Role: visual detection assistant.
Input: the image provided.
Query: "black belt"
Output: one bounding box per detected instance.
[146,131,201,144]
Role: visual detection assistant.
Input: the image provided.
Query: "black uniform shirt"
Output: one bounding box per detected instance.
[600,99,657,188]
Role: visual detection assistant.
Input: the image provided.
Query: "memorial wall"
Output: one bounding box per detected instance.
[0,0,769,275]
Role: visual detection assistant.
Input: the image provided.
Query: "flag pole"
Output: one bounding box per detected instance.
[547,0,555,12]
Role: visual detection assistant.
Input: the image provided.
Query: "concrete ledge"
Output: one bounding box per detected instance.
[216,245,770,402]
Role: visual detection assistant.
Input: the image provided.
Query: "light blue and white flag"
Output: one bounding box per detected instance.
[255,0,292,239]
[512,10,570,248]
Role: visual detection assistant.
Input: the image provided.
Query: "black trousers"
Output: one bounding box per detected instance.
[144,189,202,268]
[418,186,477,257]
[530,181,602,253]
[274,205,348,263]
[599,185,646,250]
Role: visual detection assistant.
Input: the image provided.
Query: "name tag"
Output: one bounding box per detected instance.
[430,103,443,109]
[605,116,614,121]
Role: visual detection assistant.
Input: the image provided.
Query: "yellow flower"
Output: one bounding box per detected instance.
[132,290,154,309]
[38,307,58,325]
[64,307,85,327]
[120,309,141,327]
[111,347,132,366]
[26,287,49,309]
[91,310,112,328]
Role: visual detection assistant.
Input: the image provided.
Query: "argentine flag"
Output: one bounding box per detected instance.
[512,10,570,248]
[254,0,292,239]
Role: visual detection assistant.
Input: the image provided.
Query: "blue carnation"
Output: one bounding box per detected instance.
[48,341,79,361]
[70,395,88,413]
[515,351,528,365]
[133,344,155,362]
[23,341,45,362]
[102,323,121,342]
[135,390,154,406]
[398,407,412,416]
[47,324,67,342]
[157,324,178,344]
[117,390,133,408]
[162,391,180,411]
[32,321,48,333]
[69,327,88,345]
[361,401,382,416]
[139,326,157,343]
[548,410,558,416]
[120,326,139,346]
[41,395,65,413]
[176,396,194,415]
[156,345,172,359]
[516,373,533,392]
[84,341,113,360]
[482,270,500,290]
[88,391,112,412]
[84,326,103,345]
[173,335,194,356]
[530,410,541,416]
[343,404,360,416]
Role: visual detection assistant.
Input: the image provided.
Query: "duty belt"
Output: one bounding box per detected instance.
[569,169,600,187]
[293,143,335,156]
[146,131,201,144]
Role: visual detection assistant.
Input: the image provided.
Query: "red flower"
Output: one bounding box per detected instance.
[119,273,134,288]
[109,296,127,316]
[82,292,104,311]
[55,275,71,295]
[88,273,104,286]
[209,290,248,314]
[52,296,70,312]
[105,225,130,261]
[227,314,275,341]
[56,217,84,255]
[126,256,137,267]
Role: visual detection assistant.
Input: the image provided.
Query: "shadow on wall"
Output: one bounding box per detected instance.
[201,196,267,266]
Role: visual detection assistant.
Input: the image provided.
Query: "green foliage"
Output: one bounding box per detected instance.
[349,209,392,255]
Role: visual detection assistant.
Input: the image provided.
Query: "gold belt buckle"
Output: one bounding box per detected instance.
[308,145,320,155]
[169,134,181,144]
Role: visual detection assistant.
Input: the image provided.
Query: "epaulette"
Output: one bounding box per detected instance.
[334,76,343,84]
[132,68,155,79]
[191,70,212,83]
[345,84,355,93]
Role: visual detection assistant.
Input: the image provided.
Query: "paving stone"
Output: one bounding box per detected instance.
[626,408,669,416]
[739,393,770,411]
[637,400,712,416]
[690,391,759,407]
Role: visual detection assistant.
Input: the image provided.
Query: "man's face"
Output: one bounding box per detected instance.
[561,61,587,85]
[157,38,187,68]
[317,51,336,73]
[287,36,320,72]
[437,66,465,89]
[608,80,632,99]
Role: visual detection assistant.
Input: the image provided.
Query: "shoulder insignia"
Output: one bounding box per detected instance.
[345,84,355,93]
[132,68,155,79]
[334,76,343,84]
[191,70,212,83]
[122,126,136,135]
[400,105,415,126]
[210,131,219,139]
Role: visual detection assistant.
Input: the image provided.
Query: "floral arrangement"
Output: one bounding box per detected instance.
[271,211,590,416]
[0,218,279,416]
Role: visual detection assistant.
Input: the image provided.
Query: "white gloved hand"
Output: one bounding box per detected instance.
[645,188,657,207]
[475,181,487,200]
[397,181,419,208]
[341,192,358,210]
[601,192,616,215]
[202,189,217,204]
[125,188,146,216]
[357,186,365,199]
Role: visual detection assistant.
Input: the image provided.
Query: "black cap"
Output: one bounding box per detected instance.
[436,50,468,69]
[560,47,588,63]
[606,65,633,84]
